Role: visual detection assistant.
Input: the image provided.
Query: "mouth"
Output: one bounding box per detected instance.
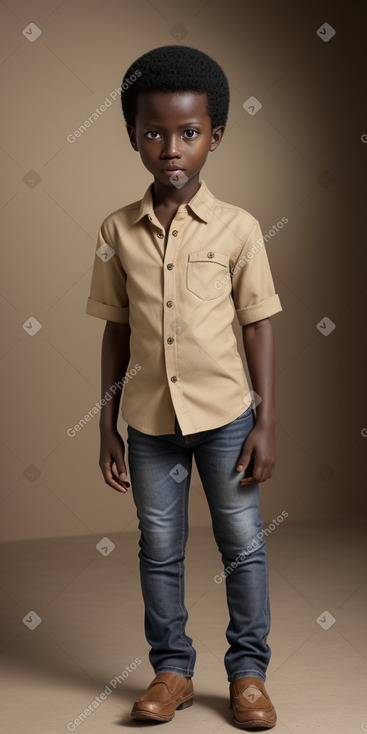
[162,168,185,176]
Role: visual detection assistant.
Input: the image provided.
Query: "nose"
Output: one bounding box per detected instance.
[160,135,182,160]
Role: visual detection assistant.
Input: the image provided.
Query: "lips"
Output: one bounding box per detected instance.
[162,168,185,177]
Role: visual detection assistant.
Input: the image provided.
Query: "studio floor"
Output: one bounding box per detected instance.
[1,518,366,733]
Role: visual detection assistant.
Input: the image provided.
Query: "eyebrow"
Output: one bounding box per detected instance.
[142,120,202,130]
[141,121,203,128]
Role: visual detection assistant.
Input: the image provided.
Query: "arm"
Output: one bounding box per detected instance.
[236,317,276,485]
[99,320,131,493]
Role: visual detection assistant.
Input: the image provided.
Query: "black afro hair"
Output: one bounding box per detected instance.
[120,45,230,130]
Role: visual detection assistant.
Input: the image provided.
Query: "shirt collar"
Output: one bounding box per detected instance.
[132,179,214,225]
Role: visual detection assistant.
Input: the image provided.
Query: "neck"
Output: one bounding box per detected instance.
[152,174,201,209]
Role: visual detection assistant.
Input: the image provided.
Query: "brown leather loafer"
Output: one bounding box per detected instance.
[229,676,276,729]
[130,672,194,721]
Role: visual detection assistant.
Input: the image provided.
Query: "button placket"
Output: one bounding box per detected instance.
[163,222,181,390]
[147,216,166,262]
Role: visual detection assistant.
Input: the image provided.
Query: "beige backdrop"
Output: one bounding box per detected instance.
[1,0,366,541]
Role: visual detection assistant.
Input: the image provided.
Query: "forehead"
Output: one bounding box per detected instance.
[135,90,209,121]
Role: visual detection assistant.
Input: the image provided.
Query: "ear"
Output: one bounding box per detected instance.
[126,124,138,151]
[209,125,225,152]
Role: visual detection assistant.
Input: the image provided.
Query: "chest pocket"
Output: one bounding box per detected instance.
[186,251,230,300]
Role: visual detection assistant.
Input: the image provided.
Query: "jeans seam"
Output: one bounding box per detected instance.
[178,467,194,675]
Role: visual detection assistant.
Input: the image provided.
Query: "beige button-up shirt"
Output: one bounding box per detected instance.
[86,180,282,435]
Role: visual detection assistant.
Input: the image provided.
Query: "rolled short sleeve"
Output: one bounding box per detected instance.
[232,220,282,325]
[85,220,129,323]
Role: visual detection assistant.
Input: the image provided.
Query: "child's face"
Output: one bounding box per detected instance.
[127,91,224,189]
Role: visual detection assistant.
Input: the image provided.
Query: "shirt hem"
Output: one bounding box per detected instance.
[123,404,252,437]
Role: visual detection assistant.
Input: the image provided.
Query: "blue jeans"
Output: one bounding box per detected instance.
[126,406,271,683]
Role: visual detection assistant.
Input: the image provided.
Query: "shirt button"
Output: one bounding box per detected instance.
[167,337,174,344]
[157,233,164,239]
[172,230,178,236]
[166,300,173,308]
[167,263,174,270]
[207,251,215,258]
[171,376,178,382]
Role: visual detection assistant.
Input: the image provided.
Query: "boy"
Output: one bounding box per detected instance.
[86,45,282,729]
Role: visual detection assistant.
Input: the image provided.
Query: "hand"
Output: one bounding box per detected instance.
[236,422,276,485]
[99,428,130,493]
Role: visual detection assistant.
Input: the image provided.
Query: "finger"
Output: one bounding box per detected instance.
[101,462,129,493]
[240,461,271,485]
[106,473,128,493]
[240,458,263,485]
[236,453,252,472]
[111,460,130,488]
[255,460,275,483]
[240,474,258,485]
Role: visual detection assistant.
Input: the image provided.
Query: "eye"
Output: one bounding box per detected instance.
[145,131,161,139]
[184,129,198,139]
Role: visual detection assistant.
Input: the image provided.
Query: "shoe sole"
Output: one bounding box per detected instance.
[130,696,193,721]
[233,716,276,729]
[230,697,276,729]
